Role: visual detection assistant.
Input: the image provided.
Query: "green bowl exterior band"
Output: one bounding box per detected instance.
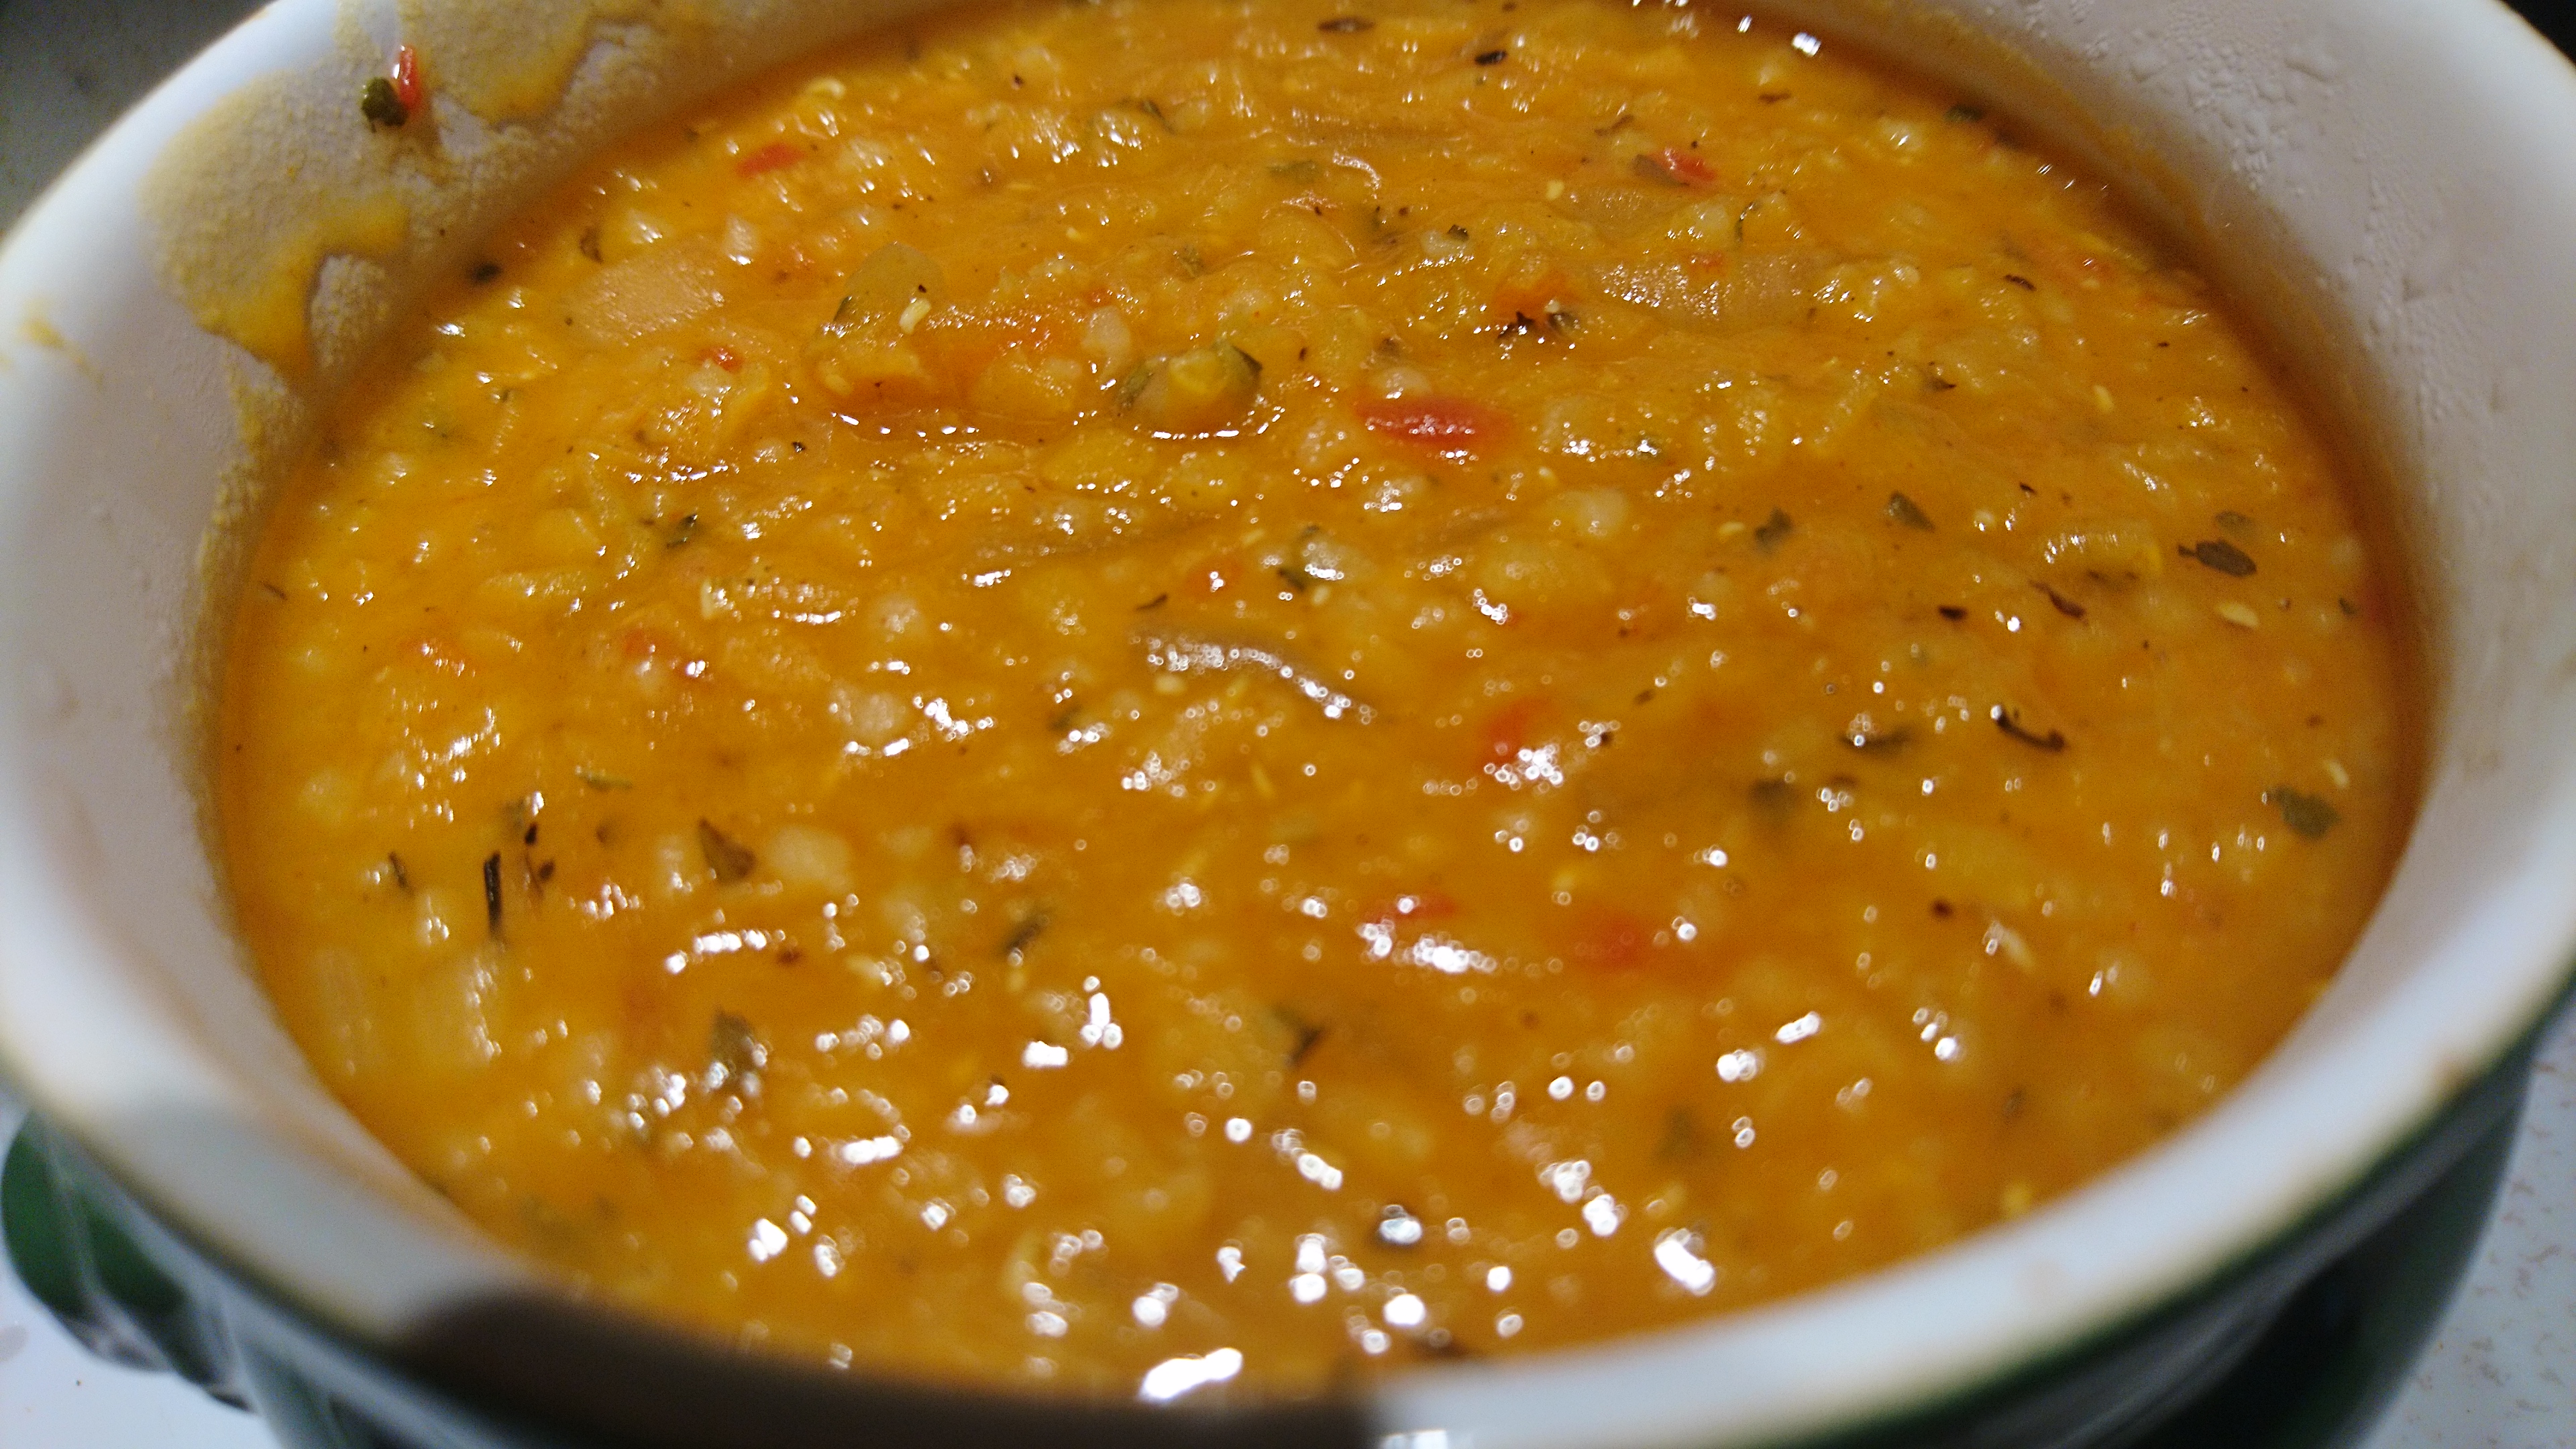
[1,1120,250,1407]
[1,984,2561,1449]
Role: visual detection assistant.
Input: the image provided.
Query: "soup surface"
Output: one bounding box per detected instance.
[220,0,2414,1397]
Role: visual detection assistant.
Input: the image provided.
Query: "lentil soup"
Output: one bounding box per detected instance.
[217,0,2416,1398]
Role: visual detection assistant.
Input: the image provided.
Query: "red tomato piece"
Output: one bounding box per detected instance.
[736,140,804,178]
[1355,396,1509,460]
[390,45,423,111]
[1481,697,1544,766]
[699,345,743,372]
[1568,910,1653,972]
[1652,147,1714,184]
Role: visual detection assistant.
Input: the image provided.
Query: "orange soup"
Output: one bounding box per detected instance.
[218,0,2414,1397]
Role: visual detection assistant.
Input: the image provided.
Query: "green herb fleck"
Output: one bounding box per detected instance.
[698,819,757,882]
[575,767,632,791]
[1276,1006,1330,1067]
[1753,508,1794,553]
[2184,539,2257,576]
[1884,492,1935,531]
[708,1010,767,1090]
[1656,1106,1705,1161]
[1846,724,1913,753]
[1631,152,1688,186]
[1000,909,1051,961]
[1318,15,1376,33]
[360,76,409,129]
[482,852,503,936]
[2265,786,2340,839]
[1991,704,2067,752]
[1944,103,1985,123]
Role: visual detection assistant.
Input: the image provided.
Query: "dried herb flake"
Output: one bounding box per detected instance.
[1318,15,1376,32]
[2184,539,2257,577]
[1000,910,1051,961]
[2265,786,2340,839]
[708,1010,767,1089]
[1753,508,1794,553]
[698,819,757,882]
[360,76,409,129]
[1884,492,1935,531]
[1991,704,2067,752]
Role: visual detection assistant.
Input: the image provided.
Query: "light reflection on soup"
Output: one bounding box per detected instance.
[218,0,2414,1398]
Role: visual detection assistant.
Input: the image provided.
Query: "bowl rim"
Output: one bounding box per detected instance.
[4,1,2576,1445]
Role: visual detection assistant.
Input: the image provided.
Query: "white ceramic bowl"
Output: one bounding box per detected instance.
[1,2,2573,1446]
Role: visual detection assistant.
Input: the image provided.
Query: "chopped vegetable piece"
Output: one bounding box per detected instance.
[698,819,757,881]
[390,44,423,112]
[1127,343,1262,433]
[1631,148,1714,186]
[2265,786,2341,839]
[1568,909,1652,971]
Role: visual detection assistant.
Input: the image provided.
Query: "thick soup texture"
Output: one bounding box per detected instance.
[220,0,2414,1397]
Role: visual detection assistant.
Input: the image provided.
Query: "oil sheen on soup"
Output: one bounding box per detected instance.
[219,0,2416,1397]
